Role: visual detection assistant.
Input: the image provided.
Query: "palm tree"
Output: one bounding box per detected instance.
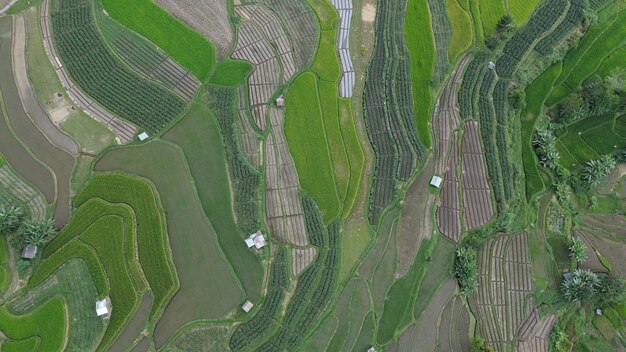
[23,218,57,247]
[568,238,587,265]
[562,269,600,303]
[0,205,23,234]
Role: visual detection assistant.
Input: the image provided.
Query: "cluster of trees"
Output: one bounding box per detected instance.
[454,246,479,295]
[562,238,626,307]
[470,337,494,352]
[555,70,626,124]
[485,15,516,50]
[580,154,616,187]
[561,268,626,307]
[533,124,560,170]
[0,205,57,252]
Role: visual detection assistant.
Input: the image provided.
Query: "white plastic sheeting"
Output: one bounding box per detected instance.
[330,0,355,98]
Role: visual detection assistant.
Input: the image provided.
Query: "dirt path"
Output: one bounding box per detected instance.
[2,247,20,301]
[12,14,79,157]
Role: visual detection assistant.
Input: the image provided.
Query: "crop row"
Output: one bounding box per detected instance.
[363,0,425,224]
[229,247,289,351]
[534,0,586,55]
[493,80,514,202]
[206,86,260,233]
[458,54,489,119]
[73,173,176,322]
[233,198,340,351]
[496,0,568,78]
[50,0,186,133]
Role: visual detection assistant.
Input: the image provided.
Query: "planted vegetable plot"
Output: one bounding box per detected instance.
[460,121,494,230]
[329,0,356,98]
[437,132,462,242]
[265,108,309,247]
[473,233,535,351]
[516,309,557,352]
[363,0,426,224]
[48,0,186,134]
[0,166,47,220]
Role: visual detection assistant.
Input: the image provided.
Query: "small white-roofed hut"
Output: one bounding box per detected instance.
[488,61,496,70]
[96,297,111,317]
[430,175,443,188]
[276,95,285,107]
[242,300,254,312]
[138,132,149,141]
[21,245,37,259]
[244,231,266,249]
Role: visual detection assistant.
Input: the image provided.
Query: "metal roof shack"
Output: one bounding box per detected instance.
[488,61,496,70]
[138,132,149,141]
[276,95,285,107]
[96,297,111,317]
[367,348,377,352]
[245,231,266,249]
[430,175,443,188]
[242,300,254,313]
[21,245,37,259]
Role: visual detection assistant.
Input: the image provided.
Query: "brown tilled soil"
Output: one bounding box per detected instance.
[461,121,494,230]
[156,0,233,57]
[583,227,626,277]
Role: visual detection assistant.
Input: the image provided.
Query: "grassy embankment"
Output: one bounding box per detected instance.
[405,0,436,148]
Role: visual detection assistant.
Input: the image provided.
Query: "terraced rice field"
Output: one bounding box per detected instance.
[580,214,626,277]
[516,310,557,352]
[292,247,317,276]
[0,166,47,220]
[473,233,536,351]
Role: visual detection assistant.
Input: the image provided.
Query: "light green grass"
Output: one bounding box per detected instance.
[521,62,562,200]
[285,72,341,222]
[318,80,350,204]
[478,0,507,36]
[508,0,541,25]
[164,101,264,300]
[208,60,253,87]
[2,337,38,352]
[307,0,339,30]
[0,154,4,167]
[595,45,626,78]
[339,217,371,282]
[101,0,216,80]
[60,113,116,154]
[445,0,473,60]
[405,0,436,148]
[593,315,616,340]
[469,0,484,43]
[338,98,365,218]
[312,30,342,82]
[0,297,67,352]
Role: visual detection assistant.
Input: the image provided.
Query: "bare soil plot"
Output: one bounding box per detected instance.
[575,229,608,273]
[94,142,242,347]
[581,215,626,237]
[292,247,317,276]
[437,132,462,242]
[108,293,153,352]
[473,233,535,351]
[156,0,233,57]
[0,16,73,226]
[437,295,471,352]
[516,309,557,352]
[395,159,435,277]
[265,108,308,246]
[460,121,494,230]
[12,14,79,157]
[399,279,457,351]
[582,224,626,277]
[39,0,136,143]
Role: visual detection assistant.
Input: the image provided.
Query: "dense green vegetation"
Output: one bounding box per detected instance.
[285,72,341,222]
[101,0,216,79]
[209,60,253,87]
[405,0,435,147]
[445,0,473,60]
[0,298,67,352]
[50,0,186,133]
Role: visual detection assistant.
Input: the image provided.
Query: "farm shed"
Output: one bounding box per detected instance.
[276,95,285,107]
[138,132,149,141]
[430,175,443,188]
[95,297,111,317]
[563,272,573,282]
[367,348,377,352]
[488,61,496,70]
[245,231,266,249]
[242,300,254,312]
[21,245,37,259]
